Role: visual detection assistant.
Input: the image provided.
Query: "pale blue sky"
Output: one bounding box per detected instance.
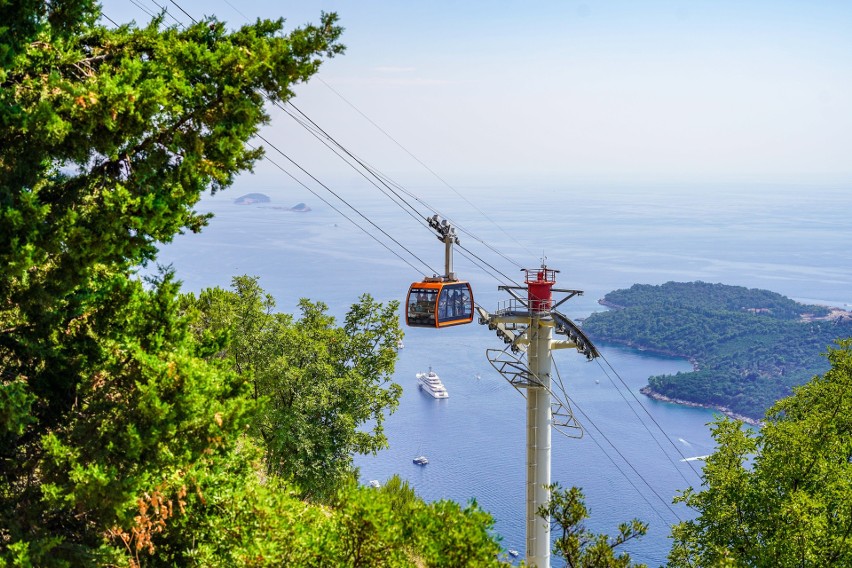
[100,0,852,185]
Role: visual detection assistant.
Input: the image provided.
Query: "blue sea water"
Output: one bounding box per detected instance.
[152,182,852,566]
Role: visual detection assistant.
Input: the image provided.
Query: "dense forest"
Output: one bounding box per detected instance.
[582,281,852,419]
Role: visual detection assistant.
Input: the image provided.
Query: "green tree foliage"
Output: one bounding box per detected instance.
[0,2,345,565]
[116,461,506,568]
[582,281,851,419]
[184,276,403,500]
[538,484,648,568]
[1,6,507,566]
[361,475,504,567]
[668,341,852,567]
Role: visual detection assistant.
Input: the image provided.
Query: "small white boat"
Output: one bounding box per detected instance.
[369,479,381,488]
[508,549,519,557]
[417,367,449,399]
[413,455,429,465]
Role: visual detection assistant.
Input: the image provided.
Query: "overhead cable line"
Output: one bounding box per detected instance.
[221,0,249,21]
[248,138,433,276]
[286,101,526,274]
[101,13,119,27]
[552,357,683,524]
[283,101,525,283]
[596,353,703,480]
[128,0,156,19]
[168,0,196,23]
[317,76,537,260]
[279,103,431,233]
[254,133,439,276]
[455,248,511,287]
[592,359,700,486]
[146,0,188,27]
[282,106,516,287]
[457,243,523,288]
[372,164,527,273]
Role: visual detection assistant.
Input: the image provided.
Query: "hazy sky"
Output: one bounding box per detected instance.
[100,0,852,186]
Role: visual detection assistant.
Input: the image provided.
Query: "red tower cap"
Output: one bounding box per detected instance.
[524,266,558,312]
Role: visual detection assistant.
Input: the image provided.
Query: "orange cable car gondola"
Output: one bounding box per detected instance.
[406,278,474,328]
[406,215,474,328]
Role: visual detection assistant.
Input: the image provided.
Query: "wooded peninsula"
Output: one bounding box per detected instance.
[581,282,852,421]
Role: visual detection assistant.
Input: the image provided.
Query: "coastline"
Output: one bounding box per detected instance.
[639,385,763,427]
[601,331,760,424]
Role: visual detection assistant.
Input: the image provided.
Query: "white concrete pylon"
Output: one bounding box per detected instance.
[526,311,553,568]
[480,265,596,568]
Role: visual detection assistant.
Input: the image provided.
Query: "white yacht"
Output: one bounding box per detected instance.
[413,455,429,465]
[417,367,449,399]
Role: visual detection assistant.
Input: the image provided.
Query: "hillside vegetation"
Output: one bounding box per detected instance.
[0,4,652,565]
[582,281,852,419]
[0,5,510,565]
[669,341,852,566]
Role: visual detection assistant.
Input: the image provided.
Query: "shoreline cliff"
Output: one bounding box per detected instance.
[639,385,763,427]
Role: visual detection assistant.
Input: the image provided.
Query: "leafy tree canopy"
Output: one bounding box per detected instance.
[0,2,349,564]
[1,0,342,339]
[669,340,852,567]
[183,275,404,500]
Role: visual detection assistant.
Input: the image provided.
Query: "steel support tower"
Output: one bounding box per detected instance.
[477,265,599,568]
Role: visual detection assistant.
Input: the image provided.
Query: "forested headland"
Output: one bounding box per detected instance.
[582,281,852,421]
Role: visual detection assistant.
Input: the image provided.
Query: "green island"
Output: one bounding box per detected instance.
[581,281,852,422]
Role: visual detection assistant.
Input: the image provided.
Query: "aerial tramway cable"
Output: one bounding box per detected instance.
[595,354,704,480]
[168,0,196,23]
[552,358,684,524]
[146,0,185,25]
[317,76,537,262]
[250,134,438,276]
[128,0,157,19]
[283,101,526,278]
[283,103,429,227]
[280,102,527,296]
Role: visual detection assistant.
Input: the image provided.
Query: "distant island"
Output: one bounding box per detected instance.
[582,282,852,423]
[233,194,311,212]
[234,192,271,205]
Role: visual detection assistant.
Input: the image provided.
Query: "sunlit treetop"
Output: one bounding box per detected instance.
[1,1,343,290]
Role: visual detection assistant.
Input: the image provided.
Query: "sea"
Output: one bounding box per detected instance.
[150,181,852,566]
